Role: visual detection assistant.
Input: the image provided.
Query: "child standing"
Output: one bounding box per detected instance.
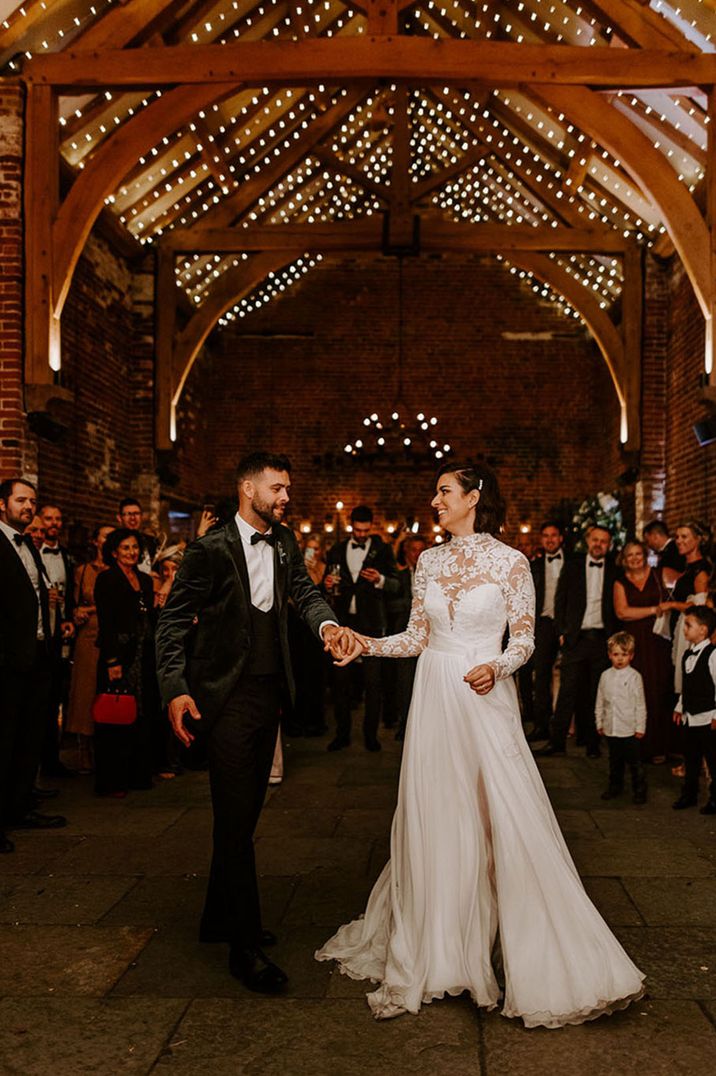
[595,632,647,804]
[672,605,716,813]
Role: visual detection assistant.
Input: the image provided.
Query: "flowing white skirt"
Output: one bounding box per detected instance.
[315,646,645,1029]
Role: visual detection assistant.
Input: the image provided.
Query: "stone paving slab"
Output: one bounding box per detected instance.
[0,834,83,877]
[552,809,600,839]
[255,807,341,838]
[0,925,153,995]
[60,805,186,839]
[255,835,374,876]
[334,808,397,838]
[155,996,482,1075]
[282,867,374,929]
[590,808,716,841]
[0,997,188,1076]
[481,1000,716,1076]
[568,837,713,878]
[47,830,212,877]
[614,927,716,999]
[622,877,716,926]
[581,878,643,927]
[0,875,138,925]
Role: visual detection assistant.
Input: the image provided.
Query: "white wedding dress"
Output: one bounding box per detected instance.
[316,533,645,1029]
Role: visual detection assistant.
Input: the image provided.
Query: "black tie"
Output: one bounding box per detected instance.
[547,554,562,563]
[250,531,275,547]
[351,541,367,550]
[13,532,28,547]
[588,561,603,569]
[43,547,62,555]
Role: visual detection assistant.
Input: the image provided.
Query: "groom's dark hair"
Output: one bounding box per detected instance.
[236,452,292,483]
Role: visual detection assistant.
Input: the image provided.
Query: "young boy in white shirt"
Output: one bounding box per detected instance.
[672,605,716,813]
[595,631,647,804]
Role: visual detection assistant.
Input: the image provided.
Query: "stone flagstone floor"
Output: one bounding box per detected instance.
[1,728,715,1075]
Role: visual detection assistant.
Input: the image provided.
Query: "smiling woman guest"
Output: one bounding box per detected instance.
[94,528,160,797]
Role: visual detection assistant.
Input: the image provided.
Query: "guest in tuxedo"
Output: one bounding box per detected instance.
[117,497,158,575]
[26,515,46,550]
[536,525,618,758]
[383,534,427,741]
[523,521,567,743]
[38,503,76,778]
[643,519,686,586]
[0,478,67,853]
[155,452,353,993]
[325,505,400,752]
[287,533,330,736]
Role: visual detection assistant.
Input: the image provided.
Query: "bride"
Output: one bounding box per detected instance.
[316,462,645,1029]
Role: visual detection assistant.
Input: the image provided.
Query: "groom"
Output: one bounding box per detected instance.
[155,452,353,993]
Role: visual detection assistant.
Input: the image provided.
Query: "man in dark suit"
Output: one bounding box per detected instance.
[0,478,67,854]
[38,503,76,778]
[643,519,685,586]
[536,524,618,758]
[155,452,353,994]
[523,521,567,743]
[324,505,399,752]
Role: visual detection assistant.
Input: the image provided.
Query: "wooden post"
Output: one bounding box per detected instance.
[155,248,177,450]
[25,85,59,387]
[621,242,643,452]
[706,88,716,386]
[366,0,398,35]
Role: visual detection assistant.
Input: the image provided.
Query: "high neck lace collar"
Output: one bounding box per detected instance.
[446,531,491,548]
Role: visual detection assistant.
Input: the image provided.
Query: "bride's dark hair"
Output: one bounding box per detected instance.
[436,460,505,536]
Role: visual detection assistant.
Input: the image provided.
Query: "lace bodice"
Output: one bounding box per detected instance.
[364,533,535,679]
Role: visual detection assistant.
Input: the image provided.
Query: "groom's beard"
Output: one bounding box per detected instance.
[251,495,286,528]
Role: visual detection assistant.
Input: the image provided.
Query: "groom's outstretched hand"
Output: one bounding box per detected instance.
[168,694,201,746]
[329,629,368,667]
[322,625,354,659]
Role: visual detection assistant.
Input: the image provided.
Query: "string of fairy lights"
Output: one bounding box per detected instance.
[4,0,714,325]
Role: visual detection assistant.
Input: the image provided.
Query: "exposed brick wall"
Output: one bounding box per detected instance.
[175,255,624,546]
[636,254,669,529]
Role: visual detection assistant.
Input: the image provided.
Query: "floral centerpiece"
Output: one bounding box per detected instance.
[568,491,627,552]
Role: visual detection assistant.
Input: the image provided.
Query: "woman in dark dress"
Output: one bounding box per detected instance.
[659,522,711,641]
[613,541,673,763]
[94,528,159,796]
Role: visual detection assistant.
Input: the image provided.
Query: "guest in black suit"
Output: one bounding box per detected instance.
[523,521,567,743]
[94,528,159,797]
[38,503,76,778]
[0,478,67,853]
[155,452,353,994]
[643,519,685,586]
[536,525,619,758]
[383,534,427,741]
[325,505,400,752]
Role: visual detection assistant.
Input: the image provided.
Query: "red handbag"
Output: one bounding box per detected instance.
[91,688,137,726]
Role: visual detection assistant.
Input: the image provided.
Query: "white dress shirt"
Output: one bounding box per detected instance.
[595,665,647,737]
[345,536,385,615]
[0,519,44,639]
[581,558,605,630]
[541,551,563,619]
[674,639,716,728]
[41,541,67,619]
[235,511,275,612]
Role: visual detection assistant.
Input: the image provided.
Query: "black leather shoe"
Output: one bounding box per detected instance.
[229,947,288,993]
[0,832,14,854]
[533,745,566,757]
[364,738,381,752]
[327,738,350,752]
[600,788,622,800]
[700,801,716,815]
[10,811,67,829]
[33,786,60,799]
[672,796,697,810]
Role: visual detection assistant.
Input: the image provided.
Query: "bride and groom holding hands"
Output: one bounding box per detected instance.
[155,451,645,1031]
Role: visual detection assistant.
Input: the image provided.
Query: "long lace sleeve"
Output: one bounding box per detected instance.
[490,554,535,680]
[363,557,430,658]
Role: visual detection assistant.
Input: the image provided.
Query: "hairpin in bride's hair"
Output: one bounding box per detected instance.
[477,479,484,491]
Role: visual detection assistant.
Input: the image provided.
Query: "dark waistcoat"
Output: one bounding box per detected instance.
[245,603,281,677]
[682,644,716,716]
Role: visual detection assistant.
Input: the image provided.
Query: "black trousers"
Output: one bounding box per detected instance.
[606,735,646,793]
[332,656,382,744]
[201,673,282,948]
[683,723,716,802]
[1,643,51,825]
[551,630,608,753]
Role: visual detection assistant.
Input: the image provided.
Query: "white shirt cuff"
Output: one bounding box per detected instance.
[375,574,385,589]
[319,620,339,639]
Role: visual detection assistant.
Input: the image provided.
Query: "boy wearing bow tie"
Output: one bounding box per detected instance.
[672,605,716,813]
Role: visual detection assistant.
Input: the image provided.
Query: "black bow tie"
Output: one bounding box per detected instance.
[13,532,29,547]
[686,648,700,657]
[588,560,603,569]
[547,554,562,563]
[42,546,62,555]
[351,540,368,550]
[250,531,275,547]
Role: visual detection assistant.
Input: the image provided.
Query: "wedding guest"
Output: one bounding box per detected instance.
[65,525,113,774]
[94,528,159,796]
[536,524,618,758]
[659,521,711,689]
[152,544,185,778]
[39,503,76,779]
[26,515,46,550]
[523,521,567,743]
[287,533,329,736]
[595,632,647,804]
[613,540,673,763]
[117,497,158,574]
[643,520,685,586]
[0,478,66,851]
[672,606,716,813]
[384,534,427,741]
[325,506,399,752]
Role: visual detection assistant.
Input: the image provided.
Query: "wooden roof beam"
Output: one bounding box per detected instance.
[24,40,716,90]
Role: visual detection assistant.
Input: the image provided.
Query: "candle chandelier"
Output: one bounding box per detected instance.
[339,258,454,472]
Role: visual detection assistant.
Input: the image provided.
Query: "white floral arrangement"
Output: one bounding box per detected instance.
[569,491,627,551]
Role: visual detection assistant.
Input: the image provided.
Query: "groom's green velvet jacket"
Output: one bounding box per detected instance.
[155,518,336,729]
